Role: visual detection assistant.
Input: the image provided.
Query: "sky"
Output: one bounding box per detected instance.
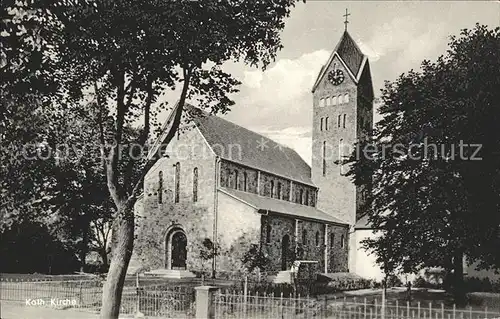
[162,1,500,165]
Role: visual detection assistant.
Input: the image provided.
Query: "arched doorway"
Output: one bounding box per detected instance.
[165,227,187,270]
[281,234,290,271]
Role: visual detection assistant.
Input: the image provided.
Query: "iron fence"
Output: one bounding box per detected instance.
[0,276,195,318]
[214,291,500,319]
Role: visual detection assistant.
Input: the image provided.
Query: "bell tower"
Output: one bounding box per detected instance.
[311,16,374,225]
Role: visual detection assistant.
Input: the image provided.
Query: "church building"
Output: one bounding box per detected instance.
[132,27,377,279]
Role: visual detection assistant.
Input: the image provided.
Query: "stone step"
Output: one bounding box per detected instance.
[144,268,196,279]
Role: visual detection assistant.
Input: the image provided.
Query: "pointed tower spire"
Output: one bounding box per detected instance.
[343,8,350,32]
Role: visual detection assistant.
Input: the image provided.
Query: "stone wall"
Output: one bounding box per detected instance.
[260,214,349,273]
[134,126,217,273]
[312,53,359,225]
[216,190,261,275]
[260,215,296,271]
[219,159,317,207]
[220,160,259,193]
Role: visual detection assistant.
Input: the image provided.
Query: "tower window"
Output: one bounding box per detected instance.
[343,114,346,128]
[338,115,341,128]
[158,171,163,204]
[174,162,180,203]
[330,233,335,248]
[302,229,308,245]
[277,182,282,199]
[339,139,345,175]
[326,97,331,106]
[320,117,324,131]
[332,96,337,106]
[315,231,320,247]
[305,190,309,206]
[338,95,343,104]
[319,98,325,108]
[340,234,345,248]
[270,180,275,198]
[325,117,329,131]
[192,167,198,202]
[299,189,304,204]
[344,93,349,103]
[322,141,326,176]
[235,169,239,190]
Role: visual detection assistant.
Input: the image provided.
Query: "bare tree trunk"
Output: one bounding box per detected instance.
[100,247,109,270]
[100,204,134,319]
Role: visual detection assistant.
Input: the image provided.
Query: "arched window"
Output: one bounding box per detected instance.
[320,117,324,131]
[174,162,180,203]
[319,98,325,107]
[302,229,307,245]
[158,171,163,204]
[315,231,320,246]
[243,172,248,192]
[330,233,335,248]
[235,169,239,190]
[325,117,329,131]
[270,180,275,198]
[226,168,231,187]
[322,141,326,176]
[340,234,345,248]
[332,96,337,106]
[338,95,343,104]
[277,182,282,199]
[344,93,349,103]
[266,224,272,244]
[326,97,331,106]
[339,139,345,175]
[192,167,198,202]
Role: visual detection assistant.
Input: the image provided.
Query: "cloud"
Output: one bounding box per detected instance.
[356,16,446,67]
[253,126,313,165]
[227,50,330,129]
[241,49,330,108]
[243,71,263,89]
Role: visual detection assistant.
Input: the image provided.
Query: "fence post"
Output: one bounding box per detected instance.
[381,286,386,319]
[195,286,219,319]
[243,275,248,318]
[135,272,140,315]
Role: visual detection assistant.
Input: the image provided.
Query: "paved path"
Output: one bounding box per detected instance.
[0,302,140,319]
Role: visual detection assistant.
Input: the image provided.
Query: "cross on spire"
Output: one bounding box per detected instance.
[343,8,350,31]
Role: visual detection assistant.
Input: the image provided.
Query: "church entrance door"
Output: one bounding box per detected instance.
[281,234,290,271]
[165,228,187,270]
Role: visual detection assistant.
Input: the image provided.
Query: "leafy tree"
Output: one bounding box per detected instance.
[242,244,270,273]
[346,24,500,305]
[3,0,304,317]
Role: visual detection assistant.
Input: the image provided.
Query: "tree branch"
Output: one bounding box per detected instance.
[107,70,127,207]
[125,66,192,210]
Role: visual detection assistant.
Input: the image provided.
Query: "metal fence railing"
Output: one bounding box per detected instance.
[0,276,195,318]
[214,291,500,319]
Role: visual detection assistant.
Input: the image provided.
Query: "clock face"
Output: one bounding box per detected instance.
[328,69,345,86]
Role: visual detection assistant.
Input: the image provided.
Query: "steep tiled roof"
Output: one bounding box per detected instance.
[187,105,314,185]
[220,188,348,225]
[335,31,365,77]
[312,31,367,92]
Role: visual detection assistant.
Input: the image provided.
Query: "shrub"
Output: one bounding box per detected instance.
[464,277,499,293]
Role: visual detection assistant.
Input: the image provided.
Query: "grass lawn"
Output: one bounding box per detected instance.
[327,287,500,313]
